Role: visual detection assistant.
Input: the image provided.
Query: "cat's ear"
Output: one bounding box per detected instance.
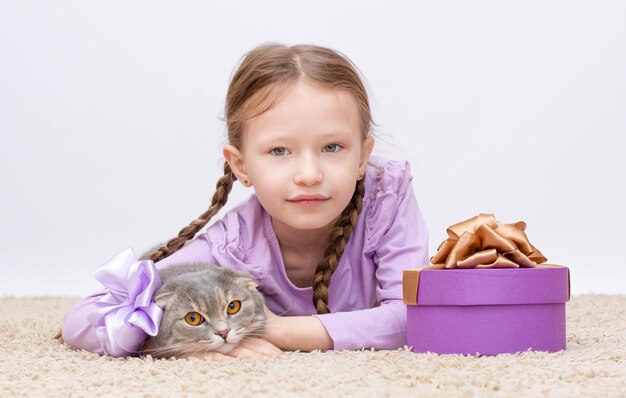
[239,277,258,292]
[153,291,175,309]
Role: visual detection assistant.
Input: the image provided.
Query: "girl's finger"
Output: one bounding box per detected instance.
[228,345,271,360]
[239,337,286,358]
[195,351,237,361]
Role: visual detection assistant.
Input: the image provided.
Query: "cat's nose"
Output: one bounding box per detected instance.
[215,328,230,340]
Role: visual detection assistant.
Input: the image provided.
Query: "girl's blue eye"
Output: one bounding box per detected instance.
[270,147,289,156]
[323,144,342,153]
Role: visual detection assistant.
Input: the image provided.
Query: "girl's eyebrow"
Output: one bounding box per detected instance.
[257,129,352,143]
[319,130,352,138]
[255,132,292,144]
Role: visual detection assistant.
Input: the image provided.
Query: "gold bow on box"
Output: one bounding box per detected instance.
[402,214,565,306]
[430,213,547,269]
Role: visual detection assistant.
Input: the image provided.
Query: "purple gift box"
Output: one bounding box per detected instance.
[403,265,571,355]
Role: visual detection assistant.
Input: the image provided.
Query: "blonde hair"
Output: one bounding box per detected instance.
[150,43,374,314]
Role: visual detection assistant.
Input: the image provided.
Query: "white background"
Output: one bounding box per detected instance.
[1,1,624,296]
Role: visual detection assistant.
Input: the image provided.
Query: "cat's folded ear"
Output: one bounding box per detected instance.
[239,276,258,292]
[153,291,176,309]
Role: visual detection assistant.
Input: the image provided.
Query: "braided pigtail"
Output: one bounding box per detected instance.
[149,162,235,263]
[311,177,366,314]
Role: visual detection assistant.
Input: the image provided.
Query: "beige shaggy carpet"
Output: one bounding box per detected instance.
[0,294,624,397]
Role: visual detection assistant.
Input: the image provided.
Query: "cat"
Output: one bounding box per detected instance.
[139,249,267,359]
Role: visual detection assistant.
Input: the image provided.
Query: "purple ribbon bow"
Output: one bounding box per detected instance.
[86,248,163,357]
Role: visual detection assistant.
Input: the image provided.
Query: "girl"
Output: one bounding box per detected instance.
[61,43,429,360]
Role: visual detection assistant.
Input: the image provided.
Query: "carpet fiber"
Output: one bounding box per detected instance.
[1,294,624,397]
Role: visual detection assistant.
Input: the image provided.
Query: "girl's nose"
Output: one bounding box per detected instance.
[293,155,323,186]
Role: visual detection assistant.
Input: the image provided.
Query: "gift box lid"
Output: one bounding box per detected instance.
[403,265,570,306]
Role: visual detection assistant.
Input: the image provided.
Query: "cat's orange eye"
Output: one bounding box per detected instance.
[227,300,241,315]
[184,312,204,326]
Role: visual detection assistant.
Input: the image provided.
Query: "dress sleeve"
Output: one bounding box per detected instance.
[62,201,264,356]
[313,160,429,350]
[61,292,108,354]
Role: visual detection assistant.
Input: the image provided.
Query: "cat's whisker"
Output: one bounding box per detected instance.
[238,333,277,344]
[198,339,224,352]
[235,321,264,336]
[153,340,207,356]
[273,303,298,317]
[142,341,187,354]
[178,343,207,358]
[142,341,194,357]
[165,340,210,358]
[251,323,280,333]
[239,336,262,343]
[242,323,267,337]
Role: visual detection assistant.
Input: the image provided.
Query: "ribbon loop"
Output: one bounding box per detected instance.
[87,248,163,357]
[430,214,547,269]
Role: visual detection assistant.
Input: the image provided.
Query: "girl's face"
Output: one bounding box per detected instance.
[224,80,374,232]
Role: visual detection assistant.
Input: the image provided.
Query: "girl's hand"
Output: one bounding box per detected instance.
[190,338,286,361]
[260,303,286,348]
[224,337,286,359]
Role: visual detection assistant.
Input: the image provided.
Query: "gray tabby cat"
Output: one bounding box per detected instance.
[139,250,267,359]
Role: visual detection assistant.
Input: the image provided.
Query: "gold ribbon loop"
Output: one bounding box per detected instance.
[430,213,547,269]
[457,248,497,268]
[444,232,481,269]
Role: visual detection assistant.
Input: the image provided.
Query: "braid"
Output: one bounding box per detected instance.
[311,177,366,314]
[149,162,235,263]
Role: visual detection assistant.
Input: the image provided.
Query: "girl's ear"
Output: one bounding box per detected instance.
[223,144,249,184]
[359,136,375,173]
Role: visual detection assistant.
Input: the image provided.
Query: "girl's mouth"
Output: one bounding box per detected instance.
[287,195,329,207]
